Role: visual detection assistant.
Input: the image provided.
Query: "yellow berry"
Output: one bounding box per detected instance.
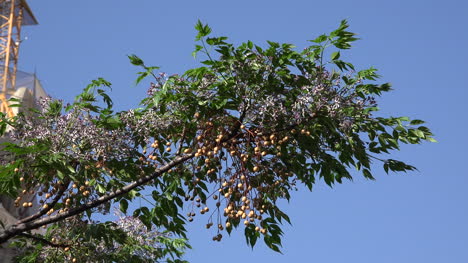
[184,148,192,154]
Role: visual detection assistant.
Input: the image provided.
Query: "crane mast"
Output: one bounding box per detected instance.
[0,0,37,117]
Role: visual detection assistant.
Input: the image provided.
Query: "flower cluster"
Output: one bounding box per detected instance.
[10,98,135,163]
[33,215,171,262]
[120,108,182,142]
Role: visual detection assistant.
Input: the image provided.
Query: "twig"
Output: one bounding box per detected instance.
[19,180,70,224]
[17,233,69,248]
[176,127,187,155]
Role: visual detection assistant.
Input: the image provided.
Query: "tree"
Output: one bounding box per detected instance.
[0,20,434,262]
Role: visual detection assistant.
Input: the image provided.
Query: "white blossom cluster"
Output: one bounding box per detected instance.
[8,98,135,163]
[96,215,168,260]
[237,69,375,132]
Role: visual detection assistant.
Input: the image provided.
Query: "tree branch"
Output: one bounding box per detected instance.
[19,180,70,224]
[0,153,195,244]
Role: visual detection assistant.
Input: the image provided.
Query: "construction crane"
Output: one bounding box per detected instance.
[0,0,38,117]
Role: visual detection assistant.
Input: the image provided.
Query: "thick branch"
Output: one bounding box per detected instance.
[0,153,194,244]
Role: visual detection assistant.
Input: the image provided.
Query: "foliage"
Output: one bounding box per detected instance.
[13,214,189,263]
[0,20,434,261]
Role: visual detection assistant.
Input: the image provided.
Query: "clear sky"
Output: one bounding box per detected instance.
[19,0,468,262]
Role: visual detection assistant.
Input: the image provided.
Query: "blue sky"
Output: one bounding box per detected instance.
[20,0,468,262]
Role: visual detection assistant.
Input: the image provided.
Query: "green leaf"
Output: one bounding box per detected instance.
[410,119,425,125]
[7,97,20,102]
[97,184,106,194]
[66,165,75,173]
[192,44,203,58]
[56,170,64,180]
[195,20,212,41]
[310,34,327,43]
[362,169,374,179]
[414,129,425,138]
[358,67,380,80]
[120,199,129,214]
[383,163,389,174]
[331,51,340,60]
[128,54,144,66]
[97,88,113,109]
[136,71,149,85]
